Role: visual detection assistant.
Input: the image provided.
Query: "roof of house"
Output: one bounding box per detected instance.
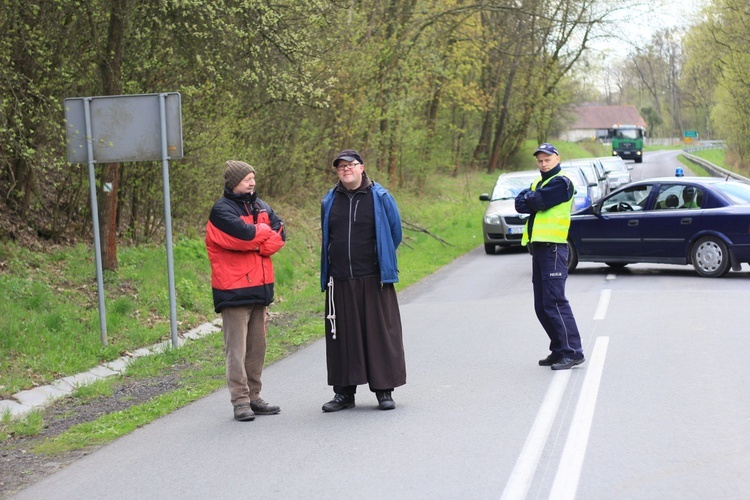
[568,105,647,129]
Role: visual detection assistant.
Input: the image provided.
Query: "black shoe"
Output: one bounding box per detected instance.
[250,398,280,415]
[376,391,395,410]
[322,393,355,412]
[233,403,255,421]
[551,357,585,370]
[538,353,563,366]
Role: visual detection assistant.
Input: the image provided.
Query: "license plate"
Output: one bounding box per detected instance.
[508,226,524,235]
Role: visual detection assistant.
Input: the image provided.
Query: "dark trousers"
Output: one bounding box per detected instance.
[531,243,584,359]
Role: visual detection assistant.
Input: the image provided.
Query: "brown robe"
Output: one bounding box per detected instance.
[325,276,406,390]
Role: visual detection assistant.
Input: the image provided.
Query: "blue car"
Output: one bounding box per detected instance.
[568,177,750,277]
[559,165,595,212]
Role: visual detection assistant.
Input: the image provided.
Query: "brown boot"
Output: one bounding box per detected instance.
[233,403,255,421]
[250,398,281,415]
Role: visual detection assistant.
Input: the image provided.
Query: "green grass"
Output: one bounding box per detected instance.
[0,410,44,440]
[71,379,115,402]
[677,147,727,177]
[689,148,727,169]
[0,240,216,397]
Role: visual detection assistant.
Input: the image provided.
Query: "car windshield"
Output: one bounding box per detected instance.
[603,160,627,172]
[614,128,642,139]
[712,182,750,204]
[490,175,537,200]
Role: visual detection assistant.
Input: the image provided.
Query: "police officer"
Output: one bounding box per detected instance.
[680,186,700,208]
[515,143,585,370]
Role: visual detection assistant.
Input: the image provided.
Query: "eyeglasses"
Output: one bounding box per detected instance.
[336,162,361,171]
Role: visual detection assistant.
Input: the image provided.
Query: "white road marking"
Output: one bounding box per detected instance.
[549,336,610,500]
[593,289,611,321]
[500,370,572,500]
[501,290,612,499]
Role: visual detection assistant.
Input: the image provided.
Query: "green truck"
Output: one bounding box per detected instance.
[611,124,646,163]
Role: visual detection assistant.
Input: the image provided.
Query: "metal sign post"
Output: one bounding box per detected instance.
[82,98,109,346]
[159,94,179,347]
[65,93,183,347]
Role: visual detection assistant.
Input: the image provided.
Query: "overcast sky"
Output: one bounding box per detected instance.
[591,0,704,57]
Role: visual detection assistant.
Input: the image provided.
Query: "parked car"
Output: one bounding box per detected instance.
[567,177,750,277]
[479,171,538,253]
[479,169,593,254]
[561,158,610,200]
[597,156,632,190]
[562,167,596,213]
[561,164,599,208]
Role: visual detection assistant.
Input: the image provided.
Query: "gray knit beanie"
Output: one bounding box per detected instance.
[224,160,255,190]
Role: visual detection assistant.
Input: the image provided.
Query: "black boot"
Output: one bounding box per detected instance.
[322,393,355,412]
[376,391,395,410]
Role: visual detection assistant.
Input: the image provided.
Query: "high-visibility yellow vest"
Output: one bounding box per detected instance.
[521,172,573,245]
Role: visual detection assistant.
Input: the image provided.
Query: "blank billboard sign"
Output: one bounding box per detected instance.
[65,93,183,164]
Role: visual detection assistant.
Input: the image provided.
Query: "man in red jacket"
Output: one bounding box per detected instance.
[205,160,286,421]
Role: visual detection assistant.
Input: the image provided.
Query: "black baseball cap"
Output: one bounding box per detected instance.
[333,149,363,167]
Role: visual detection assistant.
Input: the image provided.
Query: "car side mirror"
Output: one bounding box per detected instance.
[479,193,490,201]
[592,202,603,217]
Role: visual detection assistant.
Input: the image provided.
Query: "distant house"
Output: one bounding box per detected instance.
[559,105,647,142]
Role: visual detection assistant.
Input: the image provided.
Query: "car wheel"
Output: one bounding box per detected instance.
[635,157,643,164]
[484,243,497,255]
[567,241,578,272]
[605,262,628,269]
[691,236,730,277]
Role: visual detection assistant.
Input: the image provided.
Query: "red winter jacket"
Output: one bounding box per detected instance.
[205,190,285,312]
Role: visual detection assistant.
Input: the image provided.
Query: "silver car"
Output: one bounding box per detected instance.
[479,169,594,254]
[597,156,633,190]
[479,171,539,254]
[561,158,610,200]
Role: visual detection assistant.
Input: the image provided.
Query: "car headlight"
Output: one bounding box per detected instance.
[484,213,502,224]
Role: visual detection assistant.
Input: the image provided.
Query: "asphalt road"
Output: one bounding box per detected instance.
[629,148,692,180]
[13,151,750,499]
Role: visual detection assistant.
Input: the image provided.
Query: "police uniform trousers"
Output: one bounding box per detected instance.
[531,242,584,359]
[325,275,406,393]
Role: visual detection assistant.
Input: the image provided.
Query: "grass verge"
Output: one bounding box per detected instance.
[678,147,727,176]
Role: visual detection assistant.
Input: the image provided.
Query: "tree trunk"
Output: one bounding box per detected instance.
[473,110,493,171]
[488,61,519,172]
[97,0,129,271]
[11,157,33,215]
